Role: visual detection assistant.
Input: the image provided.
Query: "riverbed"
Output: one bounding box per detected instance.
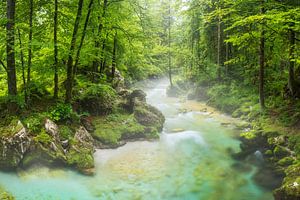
[0,79,273,200]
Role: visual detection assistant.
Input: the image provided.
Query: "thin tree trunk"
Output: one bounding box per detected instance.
[65,0,84,103]
[6,0,17,96]
[73,0,94,81]
[92,0,108,82]
[27,0,33,102]
[168,3,173,87]
[54,0,59,99]
[217,15,221,81]
[111,31,117,81]
[259,1,265,109]
[18,29,27,101]
[99,32,108,74]
[288,28,296,97]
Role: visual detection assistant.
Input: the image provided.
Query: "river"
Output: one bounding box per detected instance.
[0,78,273,200]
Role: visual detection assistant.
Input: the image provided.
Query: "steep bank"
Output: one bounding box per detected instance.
[0,83,165,176]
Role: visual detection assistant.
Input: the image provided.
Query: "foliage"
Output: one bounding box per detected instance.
[59,125,74,140]
[33,129,52,145]
[50,103,73,122]
[76,84,117,115]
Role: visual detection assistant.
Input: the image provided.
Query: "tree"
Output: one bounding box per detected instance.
[65,0,84,103]
[259,0,265,109]
[6,0,17,97]
[53,0,59,99]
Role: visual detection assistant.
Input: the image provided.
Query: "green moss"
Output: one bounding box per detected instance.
[264,149,273,156]
[0,187,14,200]
[92,113,148,145]
[33,129,52,145]
[0,119,23,137]
[278,157,295,166]
[22,113,46,134]
[274,145,290,158]
[240,131,256,140]
[67,145,94,170]
[59,125,74,140]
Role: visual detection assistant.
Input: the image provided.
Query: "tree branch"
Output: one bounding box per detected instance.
[0,59,7,72]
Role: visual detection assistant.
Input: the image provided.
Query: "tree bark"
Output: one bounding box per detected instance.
[65,0,84,103]
[27,0,33,102]
[168,3,173,87]
[6,0,17,96]
[18,29,27,101]
[259,1,265,109]
[99,32,109,74]
[73,0,94,81]
[217,15,221,81]
[111,31,117,81]
[288,28,296,97]
[53,0,59,99]
[92,0,108,82]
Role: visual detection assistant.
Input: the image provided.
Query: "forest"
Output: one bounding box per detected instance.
[0,0,299,199]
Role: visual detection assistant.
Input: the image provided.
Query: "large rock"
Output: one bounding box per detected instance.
[0,121,31,169]
[22,119,66,168]
[133,101,165,132]
[44,119,60,140]
[67,126,95,175]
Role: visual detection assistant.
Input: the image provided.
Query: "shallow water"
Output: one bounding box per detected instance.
[0,79,273,200]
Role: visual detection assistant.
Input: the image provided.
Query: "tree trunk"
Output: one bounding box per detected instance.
[92,0,108,82]
[65,0,84,103]
[73,0,94,81]
[259,1,265,109]
[54,0,59,99]
[217,15,221,82]
[168,3,173,87]
[27,0,33,102]
[111,31,117,81]
[100,32,109,74]
[18,29,27,101]
[288,28,296,97]
[6,0,17,96]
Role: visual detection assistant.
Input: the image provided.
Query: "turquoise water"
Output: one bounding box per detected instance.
[0,79,273,200]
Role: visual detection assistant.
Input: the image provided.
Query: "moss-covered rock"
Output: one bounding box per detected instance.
[278,157,295,166]
[92,113,147,145]
[274,145,290,159]
[133,102,165,132]
[0,121,31,169]
[0,187,14,200]
[274,163,300,200]
[66,127,95,175]
[75,84,117,115]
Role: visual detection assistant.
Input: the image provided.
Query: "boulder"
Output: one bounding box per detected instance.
[44,119,59,140]
[67,127,95,175]
[0,121,31,169]
[133,102,165,132]
[123,89,147,113]
[21,120,66,168]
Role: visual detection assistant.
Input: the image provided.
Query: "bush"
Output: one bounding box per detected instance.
[76,84,117,115]
[50,103,73,122]
[25,81,50,100]
[59,125,74,140]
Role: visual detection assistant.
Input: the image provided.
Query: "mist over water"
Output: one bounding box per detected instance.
[0,78,273,200]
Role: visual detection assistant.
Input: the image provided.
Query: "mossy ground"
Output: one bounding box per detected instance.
[0,187,14,200]
[92,112,156,145]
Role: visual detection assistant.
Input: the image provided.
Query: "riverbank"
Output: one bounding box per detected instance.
[0,80,165,177]
[167,79,300,199]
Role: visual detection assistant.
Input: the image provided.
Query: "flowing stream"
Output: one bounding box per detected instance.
[0,79,274,200]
